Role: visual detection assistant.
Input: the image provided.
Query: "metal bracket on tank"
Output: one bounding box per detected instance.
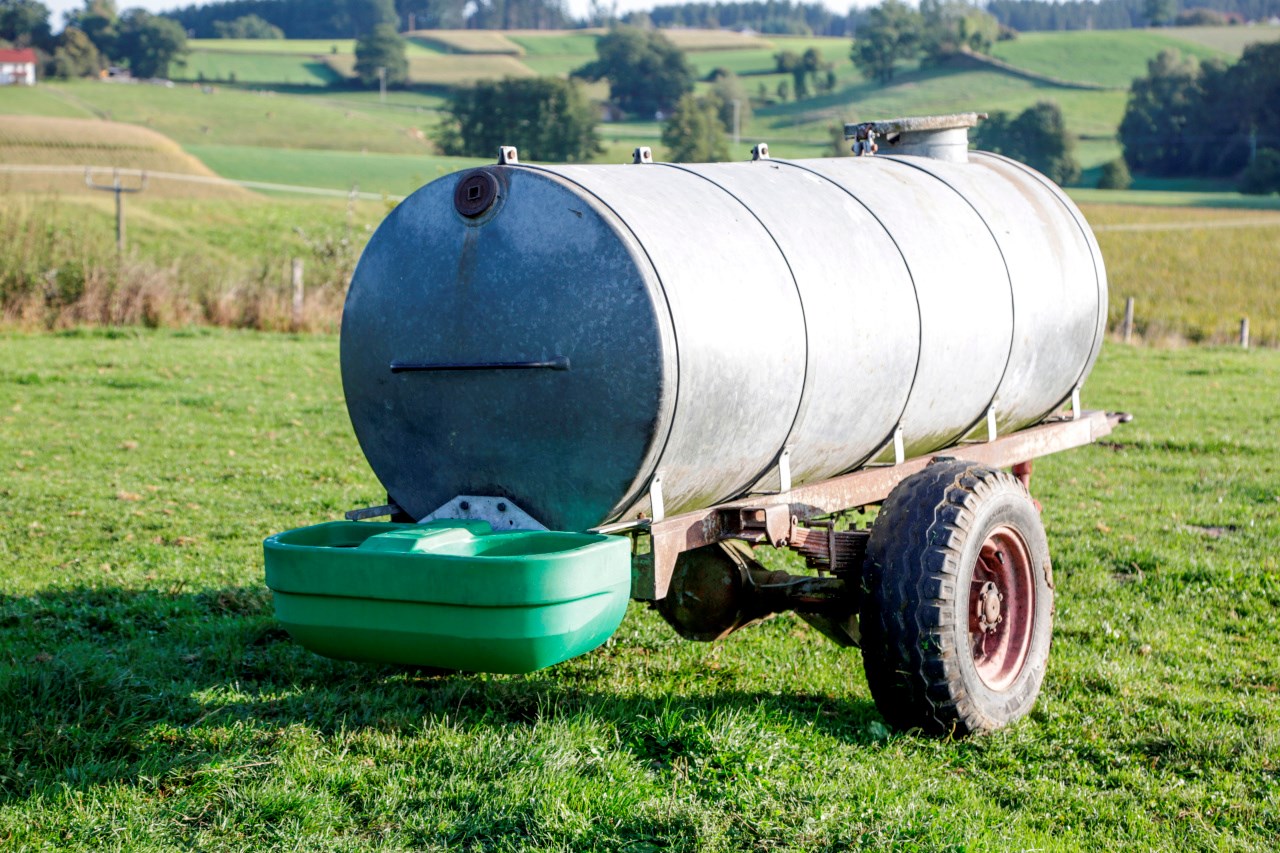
[1071,386,1082,420]
[649,476,666,523]
[986,406,998,442]
[776,447,793,493]
[421,495,547,531]
[497,146,519,165]
[752,143,770,161]
[632,147,654,164]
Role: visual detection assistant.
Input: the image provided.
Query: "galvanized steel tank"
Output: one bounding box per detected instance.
[341,115,1106,532]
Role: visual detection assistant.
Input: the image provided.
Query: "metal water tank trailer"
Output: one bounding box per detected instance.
[266,114,1128,737]
[340,115,1106,534]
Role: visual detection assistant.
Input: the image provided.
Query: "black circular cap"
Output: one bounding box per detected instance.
[454,169,499,218]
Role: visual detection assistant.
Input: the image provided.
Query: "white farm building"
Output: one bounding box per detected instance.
[0,48,37,86]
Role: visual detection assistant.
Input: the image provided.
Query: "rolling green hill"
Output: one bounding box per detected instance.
[991,30,1228,89]
[3,26,1277,199]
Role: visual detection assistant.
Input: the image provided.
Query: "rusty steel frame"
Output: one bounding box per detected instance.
[630,409,1120,599]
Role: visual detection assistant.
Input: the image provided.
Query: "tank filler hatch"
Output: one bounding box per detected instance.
[844,112,988,163]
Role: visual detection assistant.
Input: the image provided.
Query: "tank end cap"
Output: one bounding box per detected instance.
[454,169,500,218]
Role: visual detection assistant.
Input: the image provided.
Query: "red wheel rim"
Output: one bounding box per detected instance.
[969,525,1035,691]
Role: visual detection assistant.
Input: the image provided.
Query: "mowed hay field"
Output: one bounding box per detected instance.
[0,332,1277,849]
[0,115,248,199]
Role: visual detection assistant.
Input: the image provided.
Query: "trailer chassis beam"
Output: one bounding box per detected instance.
[629,410,1122,600]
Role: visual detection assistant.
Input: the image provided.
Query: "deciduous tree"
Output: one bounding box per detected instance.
[573,27,694,118]
[51,26,102,78]
[117,9,187,78]
[66,0,117,59]
[353,23,407,87]
[850,0,921,85]
[974,101,1081,186]
[438,76,600,163]
[0,0,52,50]
[213,14,284,38]
[661,93,729,163]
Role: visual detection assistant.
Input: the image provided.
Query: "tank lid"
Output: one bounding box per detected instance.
[844,112,988,163]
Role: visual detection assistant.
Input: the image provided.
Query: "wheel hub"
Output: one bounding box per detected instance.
[977,581,1003,632]
[969,526,1036,692]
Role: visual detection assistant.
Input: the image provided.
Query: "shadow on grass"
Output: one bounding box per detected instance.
[0,585,880,801]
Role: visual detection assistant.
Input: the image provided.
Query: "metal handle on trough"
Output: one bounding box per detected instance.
[390,356,570,373]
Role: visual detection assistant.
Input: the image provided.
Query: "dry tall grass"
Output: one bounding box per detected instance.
[0,195,358,332]
[1085,203,1280,346]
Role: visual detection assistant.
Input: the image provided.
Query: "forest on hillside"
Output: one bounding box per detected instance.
[161,0,1280,37]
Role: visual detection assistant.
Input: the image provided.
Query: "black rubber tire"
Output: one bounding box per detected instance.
[860,459,1054,736]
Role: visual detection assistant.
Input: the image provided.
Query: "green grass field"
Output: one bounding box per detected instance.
[187,38,443,57]
[184,143,488,196]
[0,332,1277,848]
[1162,22,1280,55]
[175,53,342,87]
[752,63,1129,166]
[0,82,438,155]
[990,29,1226,88]
[188,38,359,54]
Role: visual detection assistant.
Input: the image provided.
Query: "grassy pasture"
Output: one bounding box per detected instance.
[188,38,358,55]
[1163,22,1280,55]
[1,82,437,155]
[184,143,487,197]
[0,332,1277,849]
[753,64,1129,164]
[187,38,442,59]
[990,29,1225,88]
[505,30,599,56]
[174,52,342,87]
[325,52,536,86]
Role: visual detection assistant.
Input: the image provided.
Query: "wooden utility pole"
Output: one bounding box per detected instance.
[1240,317,1250,349]
[85,168,148,255]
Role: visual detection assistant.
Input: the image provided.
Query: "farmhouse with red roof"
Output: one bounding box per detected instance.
[0,48,37,86]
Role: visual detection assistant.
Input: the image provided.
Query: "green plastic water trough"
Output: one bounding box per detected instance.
[263,521,631,673]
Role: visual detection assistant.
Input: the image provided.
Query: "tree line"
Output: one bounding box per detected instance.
[1120,43,1280,193]
[850,0,1003,86]
[987,0,1280,31]
[163,0,1280,37]
[1,0,188,79]
[623,1,851,36]
[167,0,574,36]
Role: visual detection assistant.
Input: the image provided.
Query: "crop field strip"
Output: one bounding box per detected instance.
[0,333,1276,848]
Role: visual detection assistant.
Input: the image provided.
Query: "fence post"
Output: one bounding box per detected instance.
[291,258,304,331]
[1122,297,1135,344]
[1240,317,1250,349]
